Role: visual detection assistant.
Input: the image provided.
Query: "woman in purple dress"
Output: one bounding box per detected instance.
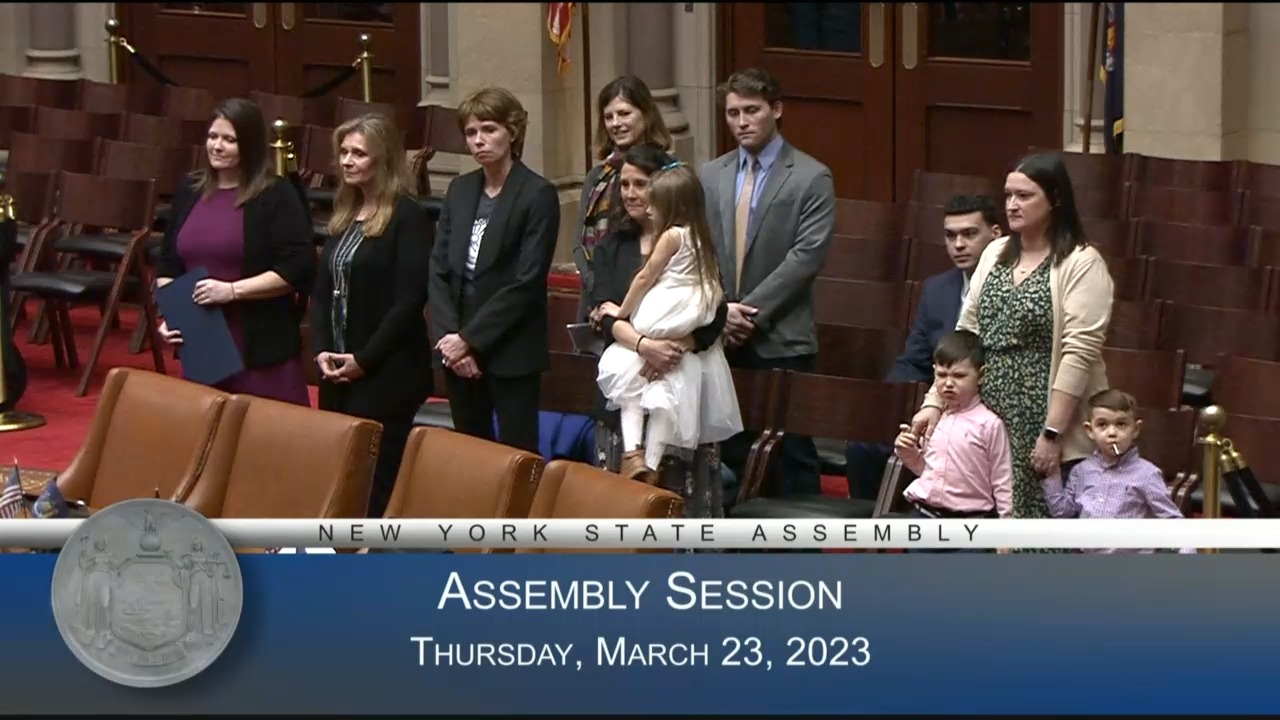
[154,97,315,405]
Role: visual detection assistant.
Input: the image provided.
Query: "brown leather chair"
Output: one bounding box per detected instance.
[187,394,381,520]
[521,460,684,554]
[57,368,230,511]
[382,427,544,553]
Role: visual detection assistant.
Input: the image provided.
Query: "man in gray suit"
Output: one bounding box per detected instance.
[700,67,836,501]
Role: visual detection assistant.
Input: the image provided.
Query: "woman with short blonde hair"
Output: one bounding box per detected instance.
[311,113,433,518]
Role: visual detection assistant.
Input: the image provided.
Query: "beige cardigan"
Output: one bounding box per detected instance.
[922,236,1114,463]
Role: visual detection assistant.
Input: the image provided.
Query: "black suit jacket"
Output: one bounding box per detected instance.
[886,267,965,384]
[156,175,315,369]
[311,194,434,419]
[428,161,560,377]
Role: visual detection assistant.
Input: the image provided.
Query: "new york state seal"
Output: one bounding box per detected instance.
[50,499,243,688]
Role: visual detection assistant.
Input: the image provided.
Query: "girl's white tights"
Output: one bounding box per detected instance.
[621,404,645,452]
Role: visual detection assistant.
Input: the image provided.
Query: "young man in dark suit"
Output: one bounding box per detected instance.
[845,194,1003,500]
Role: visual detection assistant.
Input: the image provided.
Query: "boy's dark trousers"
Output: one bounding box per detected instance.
[904,502,998,554]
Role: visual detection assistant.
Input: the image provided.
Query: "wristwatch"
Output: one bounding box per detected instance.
[1042,426,1061,442]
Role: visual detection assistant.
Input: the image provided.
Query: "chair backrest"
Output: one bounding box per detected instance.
[1248,227,1280,268]
[812,278,915,329]
[57,368,231,510]
[93,138,191,197]
[901,201,946,244]
[521,460,683,553]
[1081,216,1133,258]
[1105,300,1163,350]
[820,234,910,281]
[1222,414,1280,488]
[1048,150,1130,199]
[1211,355,1280,420]
[1082,185,1127,218]
[33,106,118,141]
[1157,303,1280,366]
[1126,185,1241,225]
[742,371,915,500]
[1235,161,1280,196]
[1240,191,1280,231]
[417,104,469,155]
[540,351,600,416]
[0,73,77,107]
[117,112,186,148]
[778,372,916,442]
[1101,347,1186,410]
[905,236,955,280]
[296,124,337,181]
[1145,259,1273,312]
[383,427,544,521]
[814,324,908,380]
[1135,406,1198,482]
[250,90,308,127]
[79,78,160,115]
[4,170,57,227]
[1128,155,1239,192]
[1102,255,1148,302]
[1132,219,1250,266]
[161,85,217,122]
[53,172,157,234]
[832,198,898,240]
[6,132,95,175]
[189,394,381,518]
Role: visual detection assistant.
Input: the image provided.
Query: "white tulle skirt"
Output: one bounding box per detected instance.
[597,284,744,470]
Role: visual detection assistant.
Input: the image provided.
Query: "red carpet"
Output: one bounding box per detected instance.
[7,298,848,499]
[5,305,318,470]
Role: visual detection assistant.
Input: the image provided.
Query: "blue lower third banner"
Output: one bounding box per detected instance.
[3,554,1276,714]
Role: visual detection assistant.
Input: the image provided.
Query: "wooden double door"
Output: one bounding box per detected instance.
[119,3,420,105]
[724,3,1063,202]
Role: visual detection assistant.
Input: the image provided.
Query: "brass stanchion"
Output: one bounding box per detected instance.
[1196,405,1226,554]
[271,119,291,178]
[105,18,121,84]
[357,34,373,102]
[0,192,46,433]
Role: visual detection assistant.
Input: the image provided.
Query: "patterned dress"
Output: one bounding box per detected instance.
[976,260,1055,527]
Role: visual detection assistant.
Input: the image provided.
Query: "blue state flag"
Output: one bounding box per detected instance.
[1102,2,1125,154]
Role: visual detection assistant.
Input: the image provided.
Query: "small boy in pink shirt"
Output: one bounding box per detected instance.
[894,330,1014,539]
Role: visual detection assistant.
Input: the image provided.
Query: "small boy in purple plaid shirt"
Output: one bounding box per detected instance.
[1041,388,1192,554]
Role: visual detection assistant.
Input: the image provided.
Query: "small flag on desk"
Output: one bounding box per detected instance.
[547,2,577,75]
[32,477,69,519]
[0,463,28,520]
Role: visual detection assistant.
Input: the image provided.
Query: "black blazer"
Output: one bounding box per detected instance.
[311,194,434,418]
[156,175,315,369]
[886,267,965,384]
[428,161,560,377]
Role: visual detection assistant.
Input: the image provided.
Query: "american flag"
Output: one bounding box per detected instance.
[547,2,577,74]
[0,463,28,520]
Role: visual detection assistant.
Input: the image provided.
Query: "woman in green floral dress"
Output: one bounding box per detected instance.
[910,153,1115,538]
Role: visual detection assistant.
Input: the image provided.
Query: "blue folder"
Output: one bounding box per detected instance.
[154,267,244,386]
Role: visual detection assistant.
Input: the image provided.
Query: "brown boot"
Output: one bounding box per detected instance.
[621,448,659,485]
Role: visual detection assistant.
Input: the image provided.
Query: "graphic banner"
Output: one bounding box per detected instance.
[1,553,1275,714]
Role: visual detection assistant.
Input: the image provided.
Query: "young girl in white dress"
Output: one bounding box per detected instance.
[597,163,743,481]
